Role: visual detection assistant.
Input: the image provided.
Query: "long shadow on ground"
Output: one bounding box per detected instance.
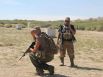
[41,74,69,77]
[69,65,103,71]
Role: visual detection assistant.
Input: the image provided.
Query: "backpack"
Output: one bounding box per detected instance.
[36,32,58,62]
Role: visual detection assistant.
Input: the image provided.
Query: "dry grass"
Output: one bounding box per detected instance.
[0,28,103,77]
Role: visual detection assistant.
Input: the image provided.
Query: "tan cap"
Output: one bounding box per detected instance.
[33,26,41,30]
[31,26,41,33]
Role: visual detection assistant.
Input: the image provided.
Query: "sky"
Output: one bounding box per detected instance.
[0,0,103,20]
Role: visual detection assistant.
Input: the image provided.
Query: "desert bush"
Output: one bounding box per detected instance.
[85,27,91,31]
[0,24,4,27]
[4,24,12,28]
[91,27,96,31]
[96,25,103,31]
[77,25,85,30]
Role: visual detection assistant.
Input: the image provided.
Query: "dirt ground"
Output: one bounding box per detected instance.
[0,28,103,77]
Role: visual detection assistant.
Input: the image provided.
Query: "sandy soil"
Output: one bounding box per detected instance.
[0,28,103,77]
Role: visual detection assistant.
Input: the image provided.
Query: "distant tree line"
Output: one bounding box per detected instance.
[0,17,103,31]
[73,17,103,31]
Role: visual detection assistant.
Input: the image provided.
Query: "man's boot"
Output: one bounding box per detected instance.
[47,65,54,75]
[36,68,44,76]
[41,63,54,75]
[60,57,64,66]
[70,58,75,67]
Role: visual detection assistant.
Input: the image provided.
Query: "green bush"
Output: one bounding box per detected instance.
[77,25,85,30]
[90,26,96,31]
[4,24,12,28]
[0,24,4,27]
[96,25,103,31]
[85,27,91,31]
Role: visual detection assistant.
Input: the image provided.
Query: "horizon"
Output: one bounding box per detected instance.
[0,16,102,21]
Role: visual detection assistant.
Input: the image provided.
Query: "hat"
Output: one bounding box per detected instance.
[65,17,70,21]
[31,26,41,33]
[33,26,41,31]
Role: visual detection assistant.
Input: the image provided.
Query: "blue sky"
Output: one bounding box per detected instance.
[0,0,103,20]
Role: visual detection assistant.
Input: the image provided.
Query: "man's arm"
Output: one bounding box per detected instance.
[30,38,40,53]
[70,25,76,35]
[18,42,35,61]
[24,42,35,54]
[57,25,62,44]
[57,32,61,44]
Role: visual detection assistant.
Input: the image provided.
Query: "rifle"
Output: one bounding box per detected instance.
[18,42,35,61]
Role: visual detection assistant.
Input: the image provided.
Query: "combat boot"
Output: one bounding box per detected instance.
[60,57,64,66]
[70,58,75,67]
[48,65,54,75]
[36,68,44,76]
[42,64,54,75]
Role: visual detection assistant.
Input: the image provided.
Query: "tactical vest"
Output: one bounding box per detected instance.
[61,25,73,41]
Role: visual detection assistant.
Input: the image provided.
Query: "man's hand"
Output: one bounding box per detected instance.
[57,40,60,49]
[30,48,34,52]
[69,25,76,35]
[30,48,37,53]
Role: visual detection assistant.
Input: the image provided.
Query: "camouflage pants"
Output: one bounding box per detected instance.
[60,41,75,59]
[29,52,53,73]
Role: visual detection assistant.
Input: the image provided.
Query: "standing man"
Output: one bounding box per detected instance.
[57,17,76,67]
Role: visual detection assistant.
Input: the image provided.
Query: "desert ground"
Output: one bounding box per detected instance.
[0,27,103,77]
